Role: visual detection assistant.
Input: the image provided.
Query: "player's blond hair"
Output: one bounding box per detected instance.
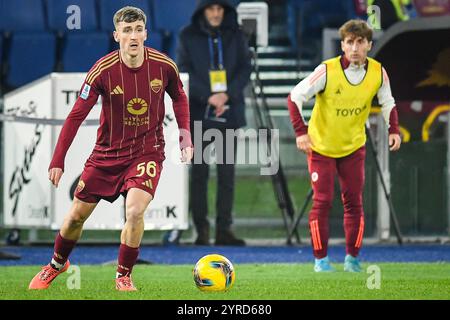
[339,19,373,42]
[113,6,147,29]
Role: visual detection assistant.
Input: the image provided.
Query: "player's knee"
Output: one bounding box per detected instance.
[342,194,363,209]
[312,198,333,210]
[125,204,146,224]
[66,198,95,227]
[67,212,88,228]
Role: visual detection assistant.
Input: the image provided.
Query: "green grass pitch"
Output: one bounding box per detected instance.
[1,263,449,300]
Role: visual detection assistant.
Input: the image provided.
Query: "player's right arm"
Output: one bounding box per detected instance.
[287,64,326,154]
[48,72,102,187]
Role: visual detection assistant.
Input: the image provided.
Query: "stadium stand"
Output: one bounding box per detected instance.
[62,33,111,72]
[0,36,2,67]
[1,0,55,87]
[0,0,4,32]
[145,30,164,51]
[287,0,365,60]
[0,0,2,81]
[152,0,197,58]
[46,0,99,32]
[6,32,56,88]
[228,0,242,7]
[46,0,108,72]
[1,0,47,32]
[0,35,3,93]
[2,0,171,81]
[152,0,197,34]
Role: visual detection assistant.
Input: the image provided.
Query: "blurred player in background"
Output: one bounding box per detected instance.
[368,0,412,30]
[29,6,193,291]
[288,20,401,272]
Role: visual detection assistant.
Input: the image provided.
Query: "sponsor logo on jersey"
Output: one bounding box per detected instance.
[335,105,367,117]
[127,98,148,115]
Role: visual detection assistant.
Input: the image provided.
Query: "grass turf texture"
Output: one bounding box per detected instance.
[1,263,449,299]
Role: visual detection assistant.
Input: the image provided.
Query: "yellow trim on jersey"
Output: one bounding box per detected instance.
[148,53,179,74]
[308,56,382,158]
[86,52,117,80]
[87,56,120,85]
[147,48,174,63]
[86,52,118,84]
[147,50,179,75]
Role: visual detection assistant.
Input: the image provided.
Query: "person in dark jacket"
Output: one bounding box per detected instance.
[176,0,251,246]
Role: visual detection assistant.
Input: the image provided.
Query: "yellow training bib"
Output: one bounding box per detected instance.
[308,56,382,158]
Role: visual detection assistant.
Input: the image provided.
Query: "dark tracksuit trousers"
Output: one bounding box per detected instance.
[191,127,237,233]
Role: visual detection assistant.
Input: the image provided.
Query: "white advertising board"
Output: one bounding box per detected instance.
[3,77,53,228]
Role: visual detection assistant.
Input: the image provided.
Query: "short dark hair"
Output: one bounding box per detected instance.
[339,19,373,42]
[113,6,146,29]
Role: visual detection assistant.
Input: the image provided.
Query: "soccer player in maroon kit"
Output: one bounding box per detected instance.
[29,7,193,291]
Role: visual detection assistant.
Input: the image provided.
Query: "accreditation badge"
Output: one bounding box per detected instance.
[209,70,228,93]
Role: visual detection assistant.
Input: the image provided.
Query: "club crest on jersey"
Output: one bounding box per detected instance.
[127,97,148,115]
[80,84,91,100]
[150,78,162,93]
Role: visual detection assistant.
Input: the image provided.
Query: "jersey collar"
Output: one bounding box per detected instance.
[340,55,368,71]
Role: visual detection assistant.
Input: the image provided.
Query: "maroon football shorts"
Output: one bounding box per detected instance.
[74,152,164,203]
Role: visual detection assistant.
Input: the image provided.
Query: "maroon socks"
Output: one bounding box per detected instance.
[116,244,139,278]
[51,232,77,270]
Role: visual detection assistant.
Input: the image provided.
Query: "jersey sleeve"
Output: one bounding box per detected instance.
[49,70,102,171]
[165,62,192,149]
[378,66,399,134]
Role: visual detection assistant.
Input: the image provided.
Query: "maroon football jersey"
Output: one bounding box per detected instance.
[50,48,191,171]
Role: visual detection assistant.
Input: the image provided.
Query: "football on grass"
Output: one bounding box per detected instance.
[193,254,235,292]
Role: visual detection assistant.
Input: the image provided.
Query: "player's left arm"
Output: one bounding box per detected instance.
[378,66,401,151]
[166,64,193,163]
